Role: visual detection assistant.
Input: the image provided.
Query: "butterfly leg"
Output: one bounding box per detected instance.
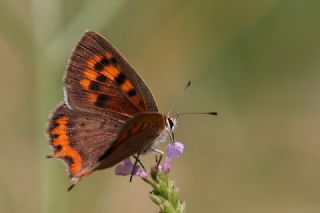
[166,128,175,143]
[130,152,141,182]
[169,132,175,143]
[152,148,164,168]
[132,154,146,170]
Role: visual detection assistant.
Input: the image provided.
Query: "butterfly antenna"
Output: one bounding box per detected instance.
[167,80,191,117]
[176,111,218,118]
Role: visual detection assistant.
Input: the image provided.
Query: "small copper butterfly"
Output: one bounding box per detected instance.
[46,30,216,190]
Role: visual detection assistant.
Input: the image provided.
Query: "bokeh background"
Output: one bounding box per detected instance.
[1,0,320,212]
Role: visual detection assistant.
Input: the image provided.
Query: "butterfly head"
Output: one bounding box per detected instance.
[164,116,177,142]
[165,116,177,132]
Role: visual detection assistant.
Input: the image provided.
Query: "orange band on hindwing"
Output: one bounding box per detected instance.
[50,115,82,175]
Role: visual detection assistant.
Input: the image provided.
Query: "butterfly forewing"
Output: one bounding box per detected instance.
[64,31,158,116]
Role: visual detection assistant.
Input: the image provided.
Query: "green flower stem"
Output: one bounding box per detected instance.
[142,169,186,213]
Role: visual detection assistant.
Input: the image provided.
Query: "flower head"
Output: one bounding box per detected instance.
[162,141,184,172]
[115,158,148,178]
[114,142,186,212]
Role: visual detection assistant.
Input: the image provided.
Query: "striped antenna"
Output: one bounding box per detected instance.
[167,80,191,117]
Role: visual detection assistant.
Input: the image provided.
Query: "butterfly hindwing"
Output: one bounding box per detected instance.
[97,112,166,169]
[47,103,129,180]
[64,30,158,116]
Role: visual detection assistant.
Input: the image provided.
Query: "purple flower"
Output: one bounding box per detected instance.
[115,158,148,178]
[162,142,184,172]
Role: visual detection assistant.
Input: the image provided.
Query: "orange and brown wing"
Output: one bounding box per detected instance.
[97,112,166,169]
[64,30,158,116]
[47,103,129,180]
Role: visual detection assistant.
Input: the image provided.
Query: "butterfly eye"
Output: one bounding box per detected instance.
[167,118,175,129]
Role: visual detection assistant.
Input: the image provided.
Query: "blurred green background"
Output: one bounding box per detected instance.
[1,0,320,212]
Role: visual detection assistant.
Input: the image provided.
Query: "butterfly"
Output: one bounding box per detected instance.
[46,30,180,189]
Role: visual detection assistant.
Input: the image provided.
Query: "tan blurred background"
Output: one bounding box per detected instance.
[1,0,320,212]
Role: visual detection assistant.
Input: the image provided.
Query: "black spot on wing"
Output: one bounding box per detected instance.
[96,74,107,82]
[127,88,136,97]
[50,121,59,130]
[100,57,110,66]
[94,62,103,71]
[54,144,62,152]
[94,57,110,71]
[110,57,117,64]
[64,156,74,166]
[89,81,100,91]
[114,73,126,85]
[95,94,109,108]
[52,134,59,139]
